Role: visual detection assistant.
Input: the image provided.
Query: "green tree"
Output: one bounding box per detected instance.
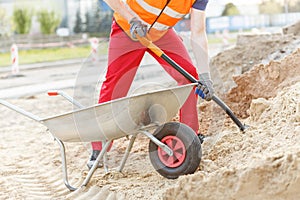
[85,12,91,33]
[288,0,300,12]
[85,0,113,36]
[259,0,283,14]
[37,10,61,34]
[222,3,240,16]
[0,8,10,36]
[73,10,83,33]
[12,7,33,34]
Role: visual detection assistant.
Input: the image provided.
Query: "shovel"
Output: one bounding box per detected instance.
[137,35,247,132]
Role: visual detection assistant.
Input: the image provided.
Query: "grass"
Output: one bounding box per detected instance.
[0,36,236,67]
[208,37,237,44]
[0,44,108,67]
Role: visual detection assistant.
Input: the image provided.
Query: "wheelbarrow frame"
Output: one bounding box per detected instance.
[0,84,197,191]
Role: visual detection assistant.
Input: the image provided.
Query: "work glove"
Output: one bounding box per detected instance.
[196,72,214,101]
[129,17,147,40]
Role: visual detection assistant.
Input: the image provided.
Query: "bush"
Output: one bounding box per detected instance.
[37,10,61,34]
[259,0,283,14]
[12,7,33,34]
[221,3,240,16]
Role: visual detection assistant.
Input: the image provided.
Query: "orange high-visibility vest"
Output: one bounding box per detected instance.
[114,0,196,41]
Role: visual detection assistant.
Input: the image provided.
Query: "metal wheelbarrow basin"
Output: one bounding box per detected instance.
[0,83,202,191]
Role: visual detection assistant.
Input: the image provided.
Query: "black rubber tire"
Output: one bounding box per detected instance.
[149,122,202,179]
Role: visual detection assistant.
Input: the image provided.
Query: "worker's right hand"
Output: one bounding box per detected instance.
[196,73,215,101]
[129,17,147,40]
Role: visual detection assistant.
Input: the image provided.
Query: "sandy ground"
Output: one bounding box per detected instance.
[0,23,300,199]
[0,93,180,199]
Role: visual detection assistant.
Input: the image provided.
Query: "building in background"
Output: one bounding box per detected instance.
[1,0,299,35]
[206,0,262,17]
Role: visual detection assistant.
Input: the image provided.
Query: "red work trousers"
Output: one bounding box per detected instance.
[92,21,199,151]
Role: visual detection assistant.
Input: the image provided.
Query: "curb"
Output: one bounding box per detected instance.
[0,58,85,73]
[0,55,108,73]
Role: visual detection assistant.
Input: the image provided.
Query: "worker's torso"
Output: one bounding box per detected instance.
[114,0,196,41]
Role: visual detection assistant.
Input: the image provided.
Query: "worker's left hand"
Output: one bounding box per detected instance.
[196,73,214,101]
[129,17,147,40]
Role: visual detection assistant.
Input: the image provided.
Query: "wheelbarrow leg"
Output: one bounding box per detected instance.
[117,134,137,172]
[102,141,109,173]
[54,138,77,191]
[81,140,113,187]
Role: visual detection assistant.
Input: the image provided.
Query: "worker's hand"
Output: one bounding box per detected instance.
[196,73,214,101]
[129,17,147,40]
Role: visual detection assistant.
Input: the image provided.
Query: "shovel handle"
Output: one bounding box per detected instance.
[137,36,164,57]
[136,35,247,132]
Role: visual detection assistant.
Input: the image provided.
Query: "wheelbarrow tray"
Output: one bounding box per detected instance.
[0,83,197,191]
[42,83,196,143]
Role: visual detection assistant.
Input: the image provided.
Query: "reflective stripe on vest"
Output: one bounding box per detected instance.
[129,0,195,30]
[126,6,171,30]
[114,0,196,40]
[136,0,186,20]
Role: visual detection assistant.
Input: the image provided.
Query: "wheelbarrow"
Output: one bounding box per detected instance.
[0,83,202,191]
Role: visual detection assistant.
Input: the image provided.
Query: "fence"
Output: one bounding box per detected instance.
[174,12,300,33]
[2,12,299,53]
[0,34,89,53]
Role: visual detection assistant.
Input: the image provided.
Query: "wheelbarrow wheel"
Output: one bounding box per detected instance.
[149,122,202,179]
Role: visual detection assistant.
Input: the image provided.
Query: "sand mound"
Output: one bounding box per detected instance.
[199,46,300,135]
[210,29,300,94]
[227,48,300,118]
[283,20,300,36]
[164,82,300,200]
[164,25,300,198]
[164,149,300,200]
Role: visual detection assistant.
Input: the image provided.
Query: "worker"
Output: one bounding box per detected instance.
[87,0,214,169]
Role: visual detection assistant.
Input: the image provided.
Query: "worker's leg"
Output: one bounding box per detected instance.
[148,29,199,133]
[91,21,146,152]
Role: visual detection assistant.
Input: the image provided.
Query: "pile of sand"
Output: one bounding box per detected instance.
[227,48,300,118]
[210,27,300,94]
[164,23,300,199]
[164,80,300,200]
[197,25,300,140]
[163,22,300,200]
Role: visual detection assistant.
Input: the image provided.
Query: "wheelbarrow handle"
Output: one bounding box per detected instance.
[0,99,41,122]
[47,90,84,109]
[137,35,247,132]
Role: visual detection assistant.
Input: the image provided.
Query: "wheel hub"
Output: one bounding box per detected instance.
[158,135,186,168]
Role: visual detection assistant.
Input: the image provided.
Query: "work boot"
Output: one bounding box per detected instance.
[198,133,205,144]
[87,150,103,169]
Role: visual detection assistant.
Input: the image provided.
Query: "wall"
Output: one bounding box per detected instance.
[174,13,300,33]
